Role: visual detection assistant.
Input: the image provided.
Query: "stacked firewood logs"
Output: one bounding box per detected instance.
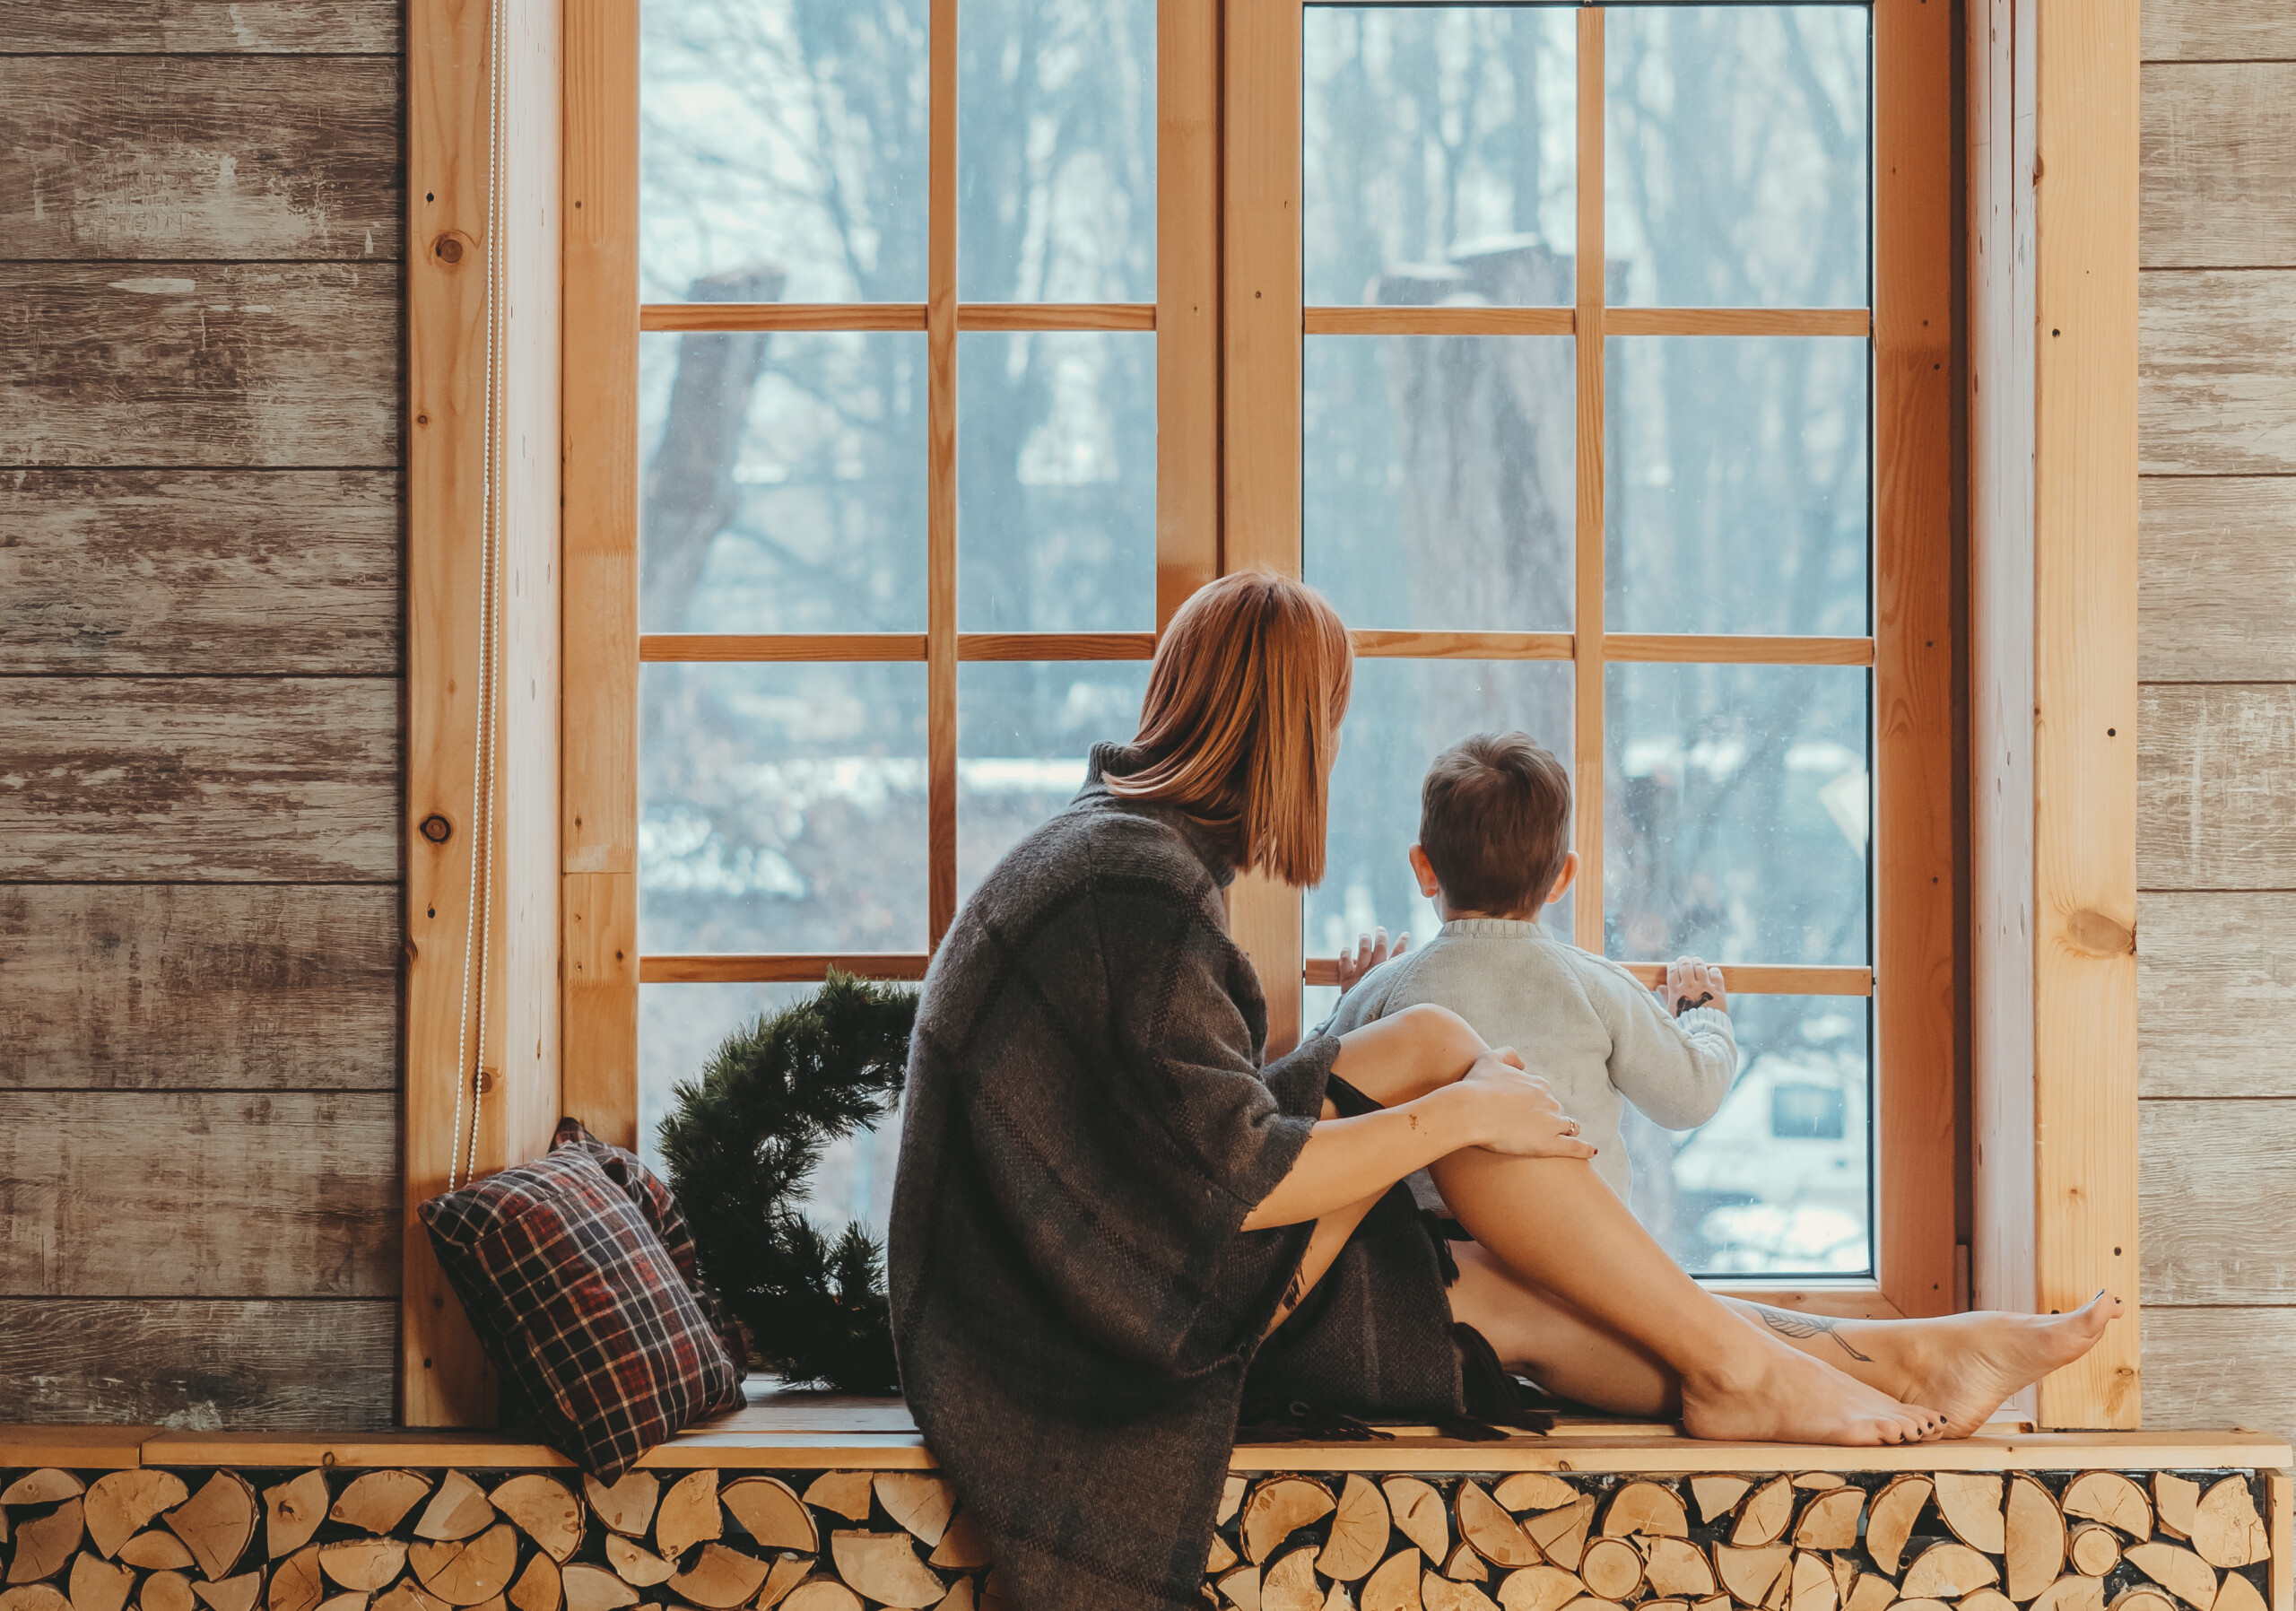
[0,1467,996,1611]
[0,1466,2274,1611]
[1204,1470,2277,1611]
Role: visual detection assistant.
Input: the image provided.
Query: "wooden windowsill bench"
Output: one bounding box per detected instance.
[4,1405,2287,1611]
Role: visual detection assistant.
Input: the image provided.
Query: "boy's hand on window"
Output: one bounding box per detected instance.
[1335,927,1408,993]
[1659,956,1728,1016]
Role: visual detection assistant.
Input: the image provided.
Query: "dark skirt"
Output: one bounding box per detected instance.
[1241,1178,1466,1421]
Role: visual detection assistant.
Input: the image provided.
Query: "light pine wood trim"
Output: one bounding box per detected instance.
[1969,0,2040,1389]
[406,0,564,1427]
[2270,1469,2292,1611]
[1305,306,1574,336]
[637,631,1161,662]
[1572,5,1607,958]
[1159,0,1222,628]
[640,954,933,984]
[1604,634,1875,666]
[1872,0,1960,1325]
[1605,308,1873,338]
[640,303,926,332]
[636,302,1155,334]
[959,302,1154,331]
[1351,631,1576,661]
[89,1422,2296,1476]
[1303,959,1872,997]
[961,632,1159,661]
[1298,308,1873,339]
[2029,0,2141,1429]
[926,0,959,948]
[1221,0,1307,1058]
[564,0,647,1124]
[640,632,929,662]
[1709,1285,1906,1321]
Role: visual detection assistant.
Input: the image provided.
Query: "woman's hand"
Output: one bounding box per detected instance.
[1334,927,1409,993]
[1658,956,1728,1016]
[1452,1049,1598,1160]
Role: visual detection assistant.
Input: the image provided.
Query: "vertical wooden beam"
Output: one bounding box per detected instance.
[502,0,563,1171]
[2269,1470,2292,1611]
[1872,0,1959,1319]
[1222,0,1304,1054]
[1571,6,1606,957]
[2031,0,2141,1428]
[1157,0,1222,628]
[405,0,562,1425]
[1970,0,2041,1364]
[561,0,640,1145]
[926,0,959,948]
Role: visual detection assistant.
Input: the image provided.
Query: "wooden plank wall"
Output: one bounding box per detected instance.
[0,0,405,1426]
[2136,0,2296,1431]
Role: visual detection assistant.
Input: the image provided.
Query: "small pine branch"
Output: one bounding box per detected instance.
[658,969,918,1393]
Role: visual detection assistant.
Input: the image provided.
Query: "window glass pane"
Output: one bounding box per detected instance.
[1623,994,1871,1276]
[641,662,928,954]
[1304,7,1578,308]
[958,661,1152,906]
[958,332,1156,631]
[1605,662,1868,965]
[1605,5,1870,309]
[640,982,904,1248]
[641,0,929,302]
[1304,335,1575,632]
[1607,335,1868,636]
[958,0,1154,301]
[1309,658,1577,1029]
[639,330,926,634]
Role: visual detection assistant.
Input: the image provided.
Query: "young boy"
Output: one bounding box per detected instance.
[1321,730,1735,1205]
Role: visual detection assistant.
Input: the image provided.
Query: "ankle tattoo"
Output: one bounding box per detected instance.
[1755,1303,1874,1363]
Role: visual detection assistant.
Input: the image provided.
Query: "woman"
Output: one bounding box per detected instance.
[888,571,2116,1611]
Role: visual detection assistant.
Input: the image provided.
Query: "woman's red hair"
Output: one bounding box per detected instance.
[1106,570,1352,888]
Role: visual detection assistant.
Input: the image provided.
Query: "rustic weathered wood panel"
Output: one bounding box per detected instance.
[0,264,401,466]
[2140,271,2296,475]
[2141,65,2296,267]
[0,677,400,882]
[0,1298,395,1427]
[2141,477,2296,682]
[2140,892,2296,1099]
[2139,893,2296,1099]
[2143,1306,2296,1431]
[2140,1098,2296,1303]
[0,470,401,675]
[2142,0,2296,62]
[0,884,399,1090]
[0,1,401,53]
[2139,684,2296,889]
[0,1090,399,1297]
[0,57,403,261]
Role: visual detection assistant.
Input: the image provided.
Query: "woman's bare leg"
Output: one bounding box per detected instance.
[1326,1007,2119,1442]
[1719,1294,2124,1437]
[1329,1012,1944,1444]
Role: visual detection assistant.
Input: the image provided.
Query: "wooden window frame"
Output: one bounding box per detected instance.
[1228,0,1956,1325]
[401,0,2141,1428]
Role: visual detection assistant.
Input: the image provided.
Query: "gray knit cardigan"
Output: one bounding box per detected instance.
[888,746,1457,1611]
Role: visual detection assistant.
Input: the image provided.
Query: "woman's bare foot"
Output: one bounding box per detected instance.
[1682,1330,1947,1446]
[1893,1292,2125,1437]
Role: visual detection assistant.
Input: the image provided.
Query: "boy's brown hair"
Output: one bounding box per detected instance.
[1419,731,1572,917]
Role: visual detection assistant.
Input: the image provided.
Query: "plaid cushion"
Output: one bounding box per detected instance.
[420,1126,744,1479]
[545,1118,749,1373]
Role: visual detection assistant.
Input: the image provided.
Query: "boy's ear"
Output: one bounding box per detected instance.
[1407,844,1442,899]
[1547,850,1580,904]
